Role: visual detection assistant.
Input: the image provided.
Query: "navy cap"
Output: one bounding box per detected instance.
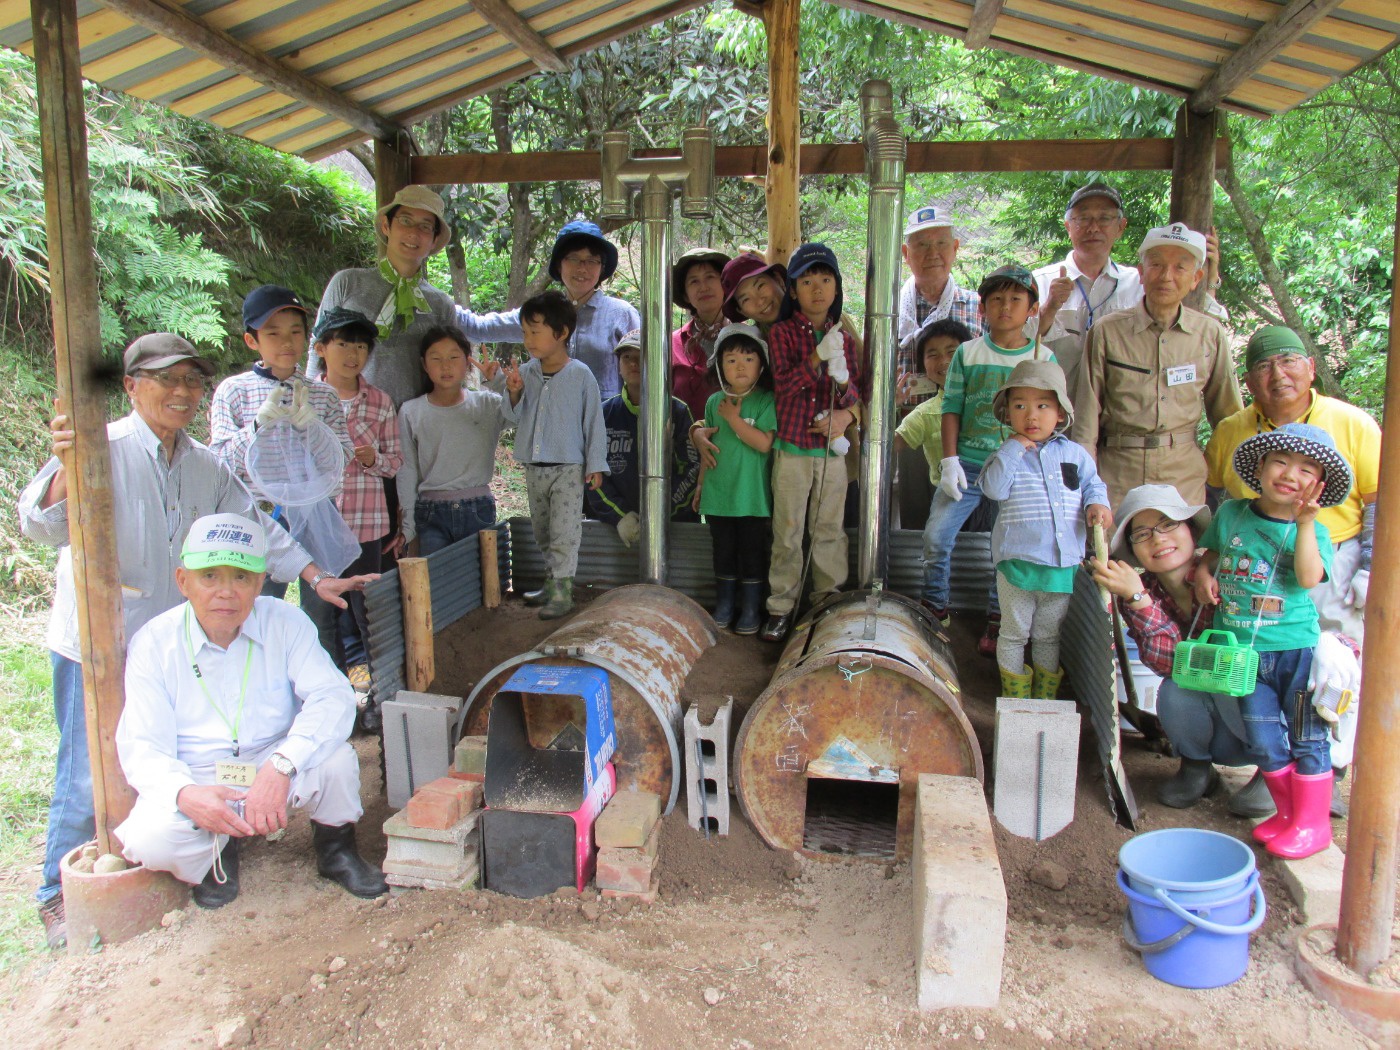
[243,285,308,331]
[784,242,844,322]
[311,307,377,344]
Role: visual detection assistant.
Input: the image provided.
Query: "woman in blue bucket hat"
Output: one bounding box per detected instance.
[548,220,640,400]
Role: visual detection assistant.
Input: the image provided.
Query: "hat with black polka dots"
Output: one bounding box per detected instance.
[1233,422,1353,509]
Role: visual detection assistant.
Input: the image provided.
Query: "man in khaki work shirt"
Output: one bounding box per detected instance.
[1070,223,1242,506]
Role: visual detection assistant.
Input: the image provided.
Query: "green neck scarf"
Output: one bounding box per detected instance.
[377,258,430,336]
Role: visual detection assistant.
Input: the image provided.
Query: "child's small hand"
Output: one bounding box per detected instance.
[1012,433,1036,450]
[691,484,702,512]
[1089,556,1144,601]
[504,358,524,394]
[896,371,916,405]
[1295,478,1325,524]
[383,533,405,557]
[585,472,603,490]
[354,444,377,467]
[717,396,742,425]
[1193,570,1220,607]
[1085,504,1112,531]
[477,356,501,382]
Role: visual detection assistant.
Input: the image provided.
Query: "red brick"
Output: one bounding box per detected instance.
[595,848,658,893]
[601,871,659,904]
[405,778,481,829]
[448,771,485,784]
[595,791,661,848]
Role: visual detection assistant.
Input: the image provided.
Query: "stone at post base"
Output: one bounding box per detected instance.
[1295,924,1400,1046]
[60,841,190,955]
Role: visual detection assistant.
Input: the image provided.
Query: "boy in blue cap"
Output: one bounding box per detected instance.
[761,243,862,641]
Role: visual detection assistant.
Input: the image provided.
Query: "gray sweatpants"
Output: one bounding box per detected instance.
[995,573,1073,675]
[526,463,586,579]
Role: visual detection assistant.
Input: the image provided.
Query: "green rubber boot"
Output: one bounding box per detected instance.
[539,577,574,620]
[999,664,1033,699]
[522,581,552,606]
[1031,665,1065,700]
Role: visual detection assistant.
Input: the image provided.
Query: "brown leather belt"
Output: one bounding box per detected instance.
[1102,429,1198,450]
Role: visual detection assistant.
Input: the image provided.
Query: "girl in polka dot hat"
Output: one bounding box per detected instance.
[1192,422,1353,860]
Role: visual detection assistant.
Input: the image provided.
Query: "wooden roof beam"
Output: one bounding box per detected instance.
[95,0,403,142]
[471,0,569,74]
[964,0,1004,51]
[1189,0,1347,113]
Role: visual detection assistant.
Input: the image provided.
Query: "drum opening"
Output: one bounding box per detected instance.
[802,776,899,859]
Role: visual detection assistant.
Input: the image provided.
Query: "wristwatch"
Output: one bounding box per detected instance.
[309,570,337,590]
[269,752,296,777]
[1128,592,1147,607]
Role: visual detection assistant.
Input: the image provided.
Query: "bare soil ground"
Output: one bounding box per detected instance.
[1,587,1386,1049]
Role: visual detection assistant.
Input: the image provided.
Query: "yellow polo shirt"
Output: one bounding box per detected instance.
[1204,391,1380,542]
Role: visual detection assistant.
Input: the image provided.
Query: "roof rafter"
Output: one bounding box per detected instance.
[470,0,570,74]
[1189,0,1348,113]
[964,0,1004,50]
[95,0,404,142]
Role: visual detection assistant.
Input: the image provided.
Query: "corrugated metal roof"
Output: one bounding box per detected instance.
[2,1,1395,160]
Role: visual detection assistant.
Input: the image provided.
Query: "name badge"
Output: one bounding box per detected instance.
[1166,364,1197,386]
[216,760,257,787]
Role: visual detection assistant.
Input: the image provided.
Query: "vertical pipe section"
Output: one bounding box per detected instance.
[858,80,906,587]
[762,0,801,262]
[1335,175,1400,977]
[31,0,134,851]
[638,176,673,584]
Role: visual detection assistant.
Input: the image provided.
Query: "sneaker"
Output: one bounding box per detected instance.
[347,664,371,694]
[918,600,950,627]
[977,617,1000,659]
[39,896,66,951]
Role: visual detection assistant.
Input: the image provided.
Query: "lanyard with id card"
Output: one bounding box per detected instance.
[185,605,255,777]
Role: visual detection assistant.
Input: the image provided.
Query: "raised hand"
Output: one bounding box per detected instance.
[1046,265,1073,311]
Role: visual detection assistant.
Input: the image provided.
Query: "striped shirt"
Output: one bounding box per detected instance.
[335,378,402,542]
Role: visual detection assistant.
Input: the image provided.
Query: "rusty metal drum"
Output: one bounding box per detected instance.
[460,584,717,814]
[735,589,980,862]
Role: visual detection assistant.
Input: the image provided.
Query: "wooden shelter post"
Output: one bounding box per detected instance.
[29,0,134,851]
[762,0,800,262]
[375,134,413,213]
[1334,172,1400,976]
[1170,103,1218,310]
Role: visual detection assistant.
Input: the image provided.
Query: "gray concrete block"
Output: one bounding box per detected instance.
[914,774,1006,1011]
[1256,824,1344,927]
[383,809,479,878]
[385,861,479,891]
[993,698,1080,841]
[684,700,733,836]
[383,692,463,808]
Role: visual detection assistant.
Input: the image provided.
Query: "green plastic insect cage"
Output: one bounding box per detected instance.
[1171,630,1259,697]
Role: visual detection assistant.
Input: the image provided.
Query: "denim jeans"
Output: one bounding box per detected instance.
[1156,680,1256,766]
[416,496,497,556]
[1240,647,1328,775]
[920,457,1000,614]
[39,653,94,903]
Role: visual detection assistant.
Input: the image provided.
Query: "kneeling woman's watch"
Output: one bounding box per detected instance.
[269,752,296,777]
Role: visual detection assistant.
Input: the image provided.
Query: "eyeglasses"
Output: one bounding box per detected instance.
[139,369,207,391]
[562,253,603,268]
[1128,519,1186,545]
[1248,353,1310,376]
[393,213,438,235]
[1067,213,1123,229]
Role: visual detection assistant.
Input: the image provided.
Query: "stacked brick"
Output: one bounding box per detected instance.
[383,776,483,890]
[594,791,663,904]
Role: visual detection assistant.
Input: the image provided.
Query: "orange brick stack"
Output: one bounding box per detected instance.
[594,791,663,903]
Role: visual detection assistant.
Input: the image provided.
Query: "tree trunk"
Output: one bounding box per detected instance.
[491,88,547,308]
[445,241,469,305]
[1216,163,1345,399]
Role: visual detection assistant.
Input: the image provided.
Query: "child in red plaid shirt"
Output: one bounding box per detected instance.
[309,308,403,694]
[760,243,861,642]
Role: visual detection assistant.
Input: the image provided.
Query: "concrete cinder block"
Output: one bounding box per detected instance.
[913,774,1006,1011]
[455,735,488,776]
[383,809,479,879]
[684,699,733,836]
[992,698,1080,841]
[383,692,462,808]
[1261,828,1344,926]
[385,860,479,891]
[596,791,661,848]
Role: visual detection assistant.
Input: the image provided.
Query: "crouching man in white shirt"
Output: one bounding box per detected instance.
[116,513,387,908]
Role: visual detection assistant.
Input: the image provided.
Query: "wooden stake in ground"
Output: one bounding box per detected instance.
[400,557,435,692]
[479,530,500,609]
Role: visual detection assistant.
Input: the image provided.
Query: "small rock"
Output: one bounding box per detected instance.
[71,855,95,874]
[149,978,161,987]
[580,901,602,922]
[93,854,129,874]
[1052,934,1074,950]
[613,897,635,917]
[214,1016,251,1048]
[782,854,803,880]
[161,909,185,928]
[702,987,723,1007]
[1028,860,1070,891]
[973,1025,986,1041]
[328,956,347,973]
[81,843,99,861]
[278,994,298,1008]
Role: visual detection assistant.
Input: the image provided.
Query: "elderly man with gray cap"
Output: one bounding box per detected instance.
[314,186,523,407]
[19,334,377,948]
[1070,222,1243,508]
[116,512,385,907]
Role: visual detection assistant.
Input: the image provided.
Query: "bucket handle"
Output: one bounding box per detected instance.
[1122,913,1196,955]
[1151,872,1267,937]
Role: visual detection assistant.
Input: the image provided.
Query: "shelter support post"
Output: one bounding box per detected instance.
[1169,104,1218,311]
[30,0,134,853]
[1334,173,1400,977]
[762,0,800,262]
[857,81,905,588]
[375,134,413,213]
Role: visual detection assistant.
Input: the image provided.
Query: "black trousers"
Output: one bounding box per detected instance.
[708,515,770,581]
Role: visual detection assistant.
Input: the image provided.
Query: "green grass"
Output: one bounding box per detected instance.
[0,617,57,972]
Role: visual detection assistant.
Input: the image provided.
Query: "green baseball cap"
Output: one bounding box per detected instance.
[1244,326,1307,370]
[181,513,268,573]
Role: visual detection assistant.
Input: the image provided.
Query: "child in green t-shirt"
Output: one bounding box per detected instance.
[694,323,777,635]
[1193,423,1351,861]
[895,318,972,495]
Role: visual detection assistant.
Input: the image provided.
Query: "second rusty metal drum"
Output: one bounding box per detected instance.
[735,589,980,862]
[460,584,717,813]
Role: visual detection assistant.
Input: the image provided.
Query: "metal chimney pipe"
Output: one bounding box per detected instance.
[857,80,906,588]
[637,175,673,584]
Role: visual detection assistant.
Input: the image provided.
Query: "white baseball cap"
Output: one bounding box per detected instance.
[1138,223,1207,268]
[903,205,957,238]
[181,513,267,573]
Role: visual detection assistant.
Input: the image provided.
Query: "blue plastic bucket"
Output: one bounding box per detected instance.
[1117,829,1266,989]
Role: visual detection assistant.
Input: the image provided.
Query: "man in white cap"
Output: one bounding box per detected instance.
[18,334,376,947]
[1070,222,1242,507]
[896,205,983,374]
[116,513,386,907]
[315,186,523,407]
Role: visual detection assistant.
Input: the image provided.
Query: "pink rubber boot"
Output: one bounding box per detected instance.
[1250,764,1294,844]
[1267,770,1334,860]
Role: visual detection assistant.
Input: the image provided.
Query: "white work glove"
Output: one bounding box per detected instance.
[816,326,846,362]
[937,457,967,502]
[616,511,641,548]
[286,380,317,430]
[255,383,292,429]
[1309,631,1360,732]
[830,435,851,456]
[1346,569,1369,609]
[827,353,849,385]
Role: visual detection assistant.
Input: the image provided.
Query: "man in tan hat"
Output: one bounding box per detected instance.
[315,186,523,407]
[1070,223,1242,507]
[19,334,376,948]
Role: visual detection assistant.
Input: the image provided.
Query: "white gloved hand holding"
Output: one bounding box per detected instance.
[616,511,641,548]
[826,353,849,385]
[255,384,292,429]
[816,326,845,362]
[286,380,317,430]
[937,457,967,502]
[1309,631,1360,730]
[830,435,851,456]
[1346,569,1369,609]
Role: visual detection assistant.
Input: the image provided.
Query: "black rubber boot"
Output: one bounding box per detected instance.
[1227,769,1276,818]
[734,581,765,636]
[312,822,388,899]
[1156,757,1221,809]
[192,838,240,909]
[712,578,738,630]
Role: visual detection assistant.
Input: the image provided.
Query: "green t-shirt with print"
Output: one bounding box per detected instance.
[940,335,1056,466]
[700,388,777,518]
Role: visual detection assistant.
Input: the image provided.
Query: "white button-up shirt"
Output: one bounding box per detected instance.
[18,412,312,662]
[117,597,356,810]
